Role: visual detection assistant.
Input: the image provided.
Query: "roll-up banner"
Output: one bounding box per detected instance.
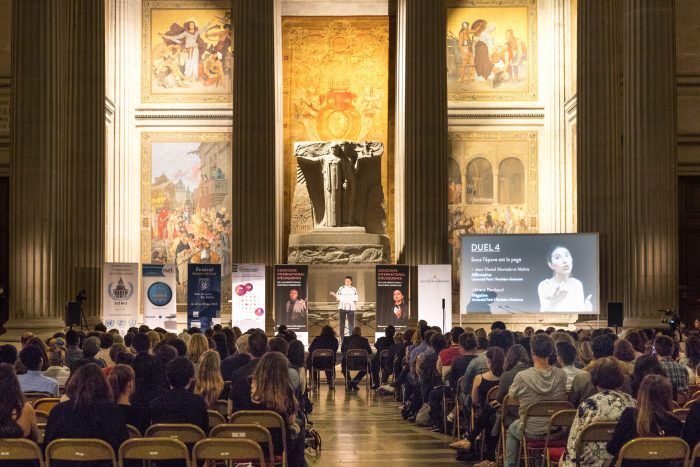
[102,263,139,335]
[375,265,410,334]
[274,265,309,344]
[187,264,221,332]
[418,264,452,331]
[142,264,178,331]
[232,263,266,333]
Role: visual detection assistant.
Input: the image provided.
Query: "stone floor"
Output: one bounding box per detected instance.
[307,383,463,466]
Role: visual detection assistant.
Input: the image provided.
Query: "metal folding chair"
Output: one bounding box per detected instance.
[344,349,370,391]
[572,421,617,467]
[310,349,336,390]
[45,438,116,467]
[614,437,689,467]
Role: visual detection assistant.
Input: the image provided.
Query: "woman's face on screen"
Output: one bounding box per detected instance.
[548,247,572,275]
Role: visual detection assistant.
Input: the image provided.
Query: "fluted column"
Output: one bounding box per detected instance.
[622,0,677,324]
[577,0,624,314]
[8,0,104,338]
[397,0,448,265]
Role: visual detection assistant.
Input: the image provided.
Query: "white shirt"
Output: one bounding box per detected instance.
[336,285,358,311]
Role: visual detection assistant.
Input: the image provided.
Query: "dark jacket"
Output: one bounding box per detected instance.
[341,335,372,355]
[682,400,700,452]
[149,388,209,434]
[221,353,251,381]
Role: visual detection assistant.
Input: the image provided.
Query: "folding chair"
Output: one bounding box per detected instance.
[442,378,468,436]
[118,437,190,467]
[542,409,576,467]
[344,349,370,391]
[691,441,700,467]
[37,423,46,444]
[572,421,617,467]
[213,399,229,416]
[0,438,44,467]
[310,349,336,390]
[685,397,700,409]
[193,438,266,466]
[126,424,142,438]
[45,438,116,467]
[453,376,466,439]
[520,401,574,467]
[35,409,49,424]
[498,395,520,466]
[230,410,287,467]
[208,409,227,428]
[210,423,275,466]
[614,437,689,467]
[674,408,690,423]
[473,385,501,459]
[145,423,207,451]
[379,349,393,383]
[23,392,52,406]
[33,398,61,414]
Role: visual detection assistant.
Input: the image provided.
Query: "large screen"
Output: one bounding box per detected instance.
[460,234,599,314]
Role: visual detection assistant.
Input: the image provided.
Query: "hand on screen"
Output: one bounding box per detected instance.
[584,294,593,311]
[394,306,401,318]
[551,286,568,304]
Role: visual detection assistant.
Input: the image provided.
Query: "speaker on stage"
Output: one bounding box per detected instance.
[607,302,624,328]
[65,302,81,327]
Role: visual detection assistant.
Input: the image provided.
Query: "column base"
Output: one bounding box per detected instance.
[0,318,71,343]
[623,316,668,330]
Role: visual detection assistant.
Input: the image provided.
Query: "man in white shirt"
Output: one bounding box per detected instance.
[330,276,358,338]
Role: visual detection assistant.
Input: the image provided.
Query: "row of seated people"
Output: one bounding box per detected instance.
[379,322,700,466]
[0,324,312,466]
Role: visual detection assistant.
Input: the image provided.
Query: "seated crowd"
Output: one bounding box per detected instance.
[367,321,700,466]
[0,323,310,466]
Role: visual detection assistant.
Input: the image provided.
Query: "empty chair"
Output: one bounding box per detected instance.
[210,423,275,466]
[45,439,117,467]
[614,437,689,466]
[0,438,44,467]
[118,437,190,467]
[192,438,266,466]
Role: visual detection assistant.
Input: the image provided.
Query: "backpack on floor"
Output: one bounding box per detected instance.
[305,426,322,458]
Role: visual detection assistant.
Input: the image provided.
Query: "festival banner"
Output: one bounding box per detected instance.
[187,264,221,332]
[376,265,410,332]
[102,263,139,335]
[274,265,308,334]
[142,264,178,331]
[418,264,452,330]
[232,264,266,333]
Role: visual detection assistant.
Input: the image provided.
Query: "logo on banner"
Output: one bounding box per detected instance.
[199,278,210,291]
[147,282,173,307]
[105,319,115,327]
[107,277,134,303]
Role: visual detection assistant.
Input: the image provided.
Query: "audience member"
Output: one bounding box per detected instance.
[371,325,395,389]
[450,333,479,390]
[150,356,209,433]
[0,344,18,365]
[613,339,636,375]
[221,334,251,381]
[630,354,666,398]
[437,327,466,379]
[0,363,38,441]
[130,352,167,409]
[561,357,635,467]
[625,331,646,358]
[569,334,618,406]
[222,327,237,355]
[288,339,307,392]
[556,341,584,391]
[131,332,151,354]
[108,363,150,435]
[194,349,225,408]
[17,345,59,396]
[24,337,51,371]
[44,363,129,455]
[505,333,566,467]
[44,337,70,388]
[575,339,594,369]
[212,332,230,361]
[187,333,209,370]
[96,332,114,366]
[682,396,700,457]
[681,335,700,384]
[607,374,682,466]
[307,325,339,386]
[653,335,688,396]
[226,330,269,412]
[341,327,373,392]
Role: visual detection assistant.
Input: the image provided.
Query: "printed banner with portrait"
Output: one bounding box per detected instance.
[142,0,233,103]
[187,263,221,332]
[448,131,538,309]
[375,265,410,332]
[274,265,309,333]
[141,132,232,309]
[282,17,394,259]
[232,263,266,333]
[102,263,139,336]
[446,0,537,101]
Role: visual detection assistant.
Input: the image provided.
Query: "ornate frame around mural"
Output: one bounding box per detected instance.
[140,131,232,263]
[446,0,538,102]
[141,0,233,104]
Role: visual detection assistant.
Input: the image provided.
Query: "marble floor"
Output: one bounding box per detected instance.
[307,383,463,466]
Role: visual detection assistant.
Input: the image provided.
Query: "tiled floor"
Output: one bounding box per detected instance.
[307,384,463,466]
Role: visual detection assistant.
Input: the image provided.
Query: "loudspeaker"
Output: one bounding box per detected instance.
[65,302,81,327]
[607,302,624,327]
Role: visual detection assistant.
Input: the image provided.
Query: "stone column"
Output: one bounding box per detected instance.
[576,0,624,314]
[7,0,104,338]
[397,0,448,265]
[622,0,678,325]
[231,0,276,331]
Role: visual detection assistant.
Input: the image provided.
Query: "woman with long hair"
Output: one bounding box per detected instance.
[625,331,646,358]
[187,333,209,370]
[630,354,666,398]
[194,349,225,408]
[537,245,592,312]
[613,339,636,375]
[607,375,682,466]
[108,364,150,435]
[130,352,167,408]
[222,327,237,355]
[44,363,129,455]
[307,325,339,386]
[681,335,700,384]
[575,339,594,369]
[212,332,230,361]
[0,363,38,441]
[230,352,304,466]
[24,336,51,371]
[496,343,531,402]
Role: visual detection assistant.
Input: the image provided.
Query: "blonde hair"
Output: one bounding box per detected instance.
[187,334,208,364]
[636,374,676,436]
[251,352,298,417]
[147,331,161,349]
[194,350,224,408]
[236,334,250,354]
[576,340,594,366]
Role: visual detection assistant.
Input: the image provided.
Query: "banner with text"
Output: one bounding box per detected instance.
[376,265,410,332]
[418,264,452,329]
[142,264,178,331]
[274,265,308,333]
[232,264,266,333]
[187,264,221,332]
[102,263,139,335]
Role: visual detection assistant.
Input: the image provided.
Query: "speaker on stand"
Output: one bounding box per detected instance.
[607,302,624,333]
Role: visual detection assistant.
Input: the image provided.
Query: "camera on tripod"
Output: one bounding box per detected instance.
[661,309,681,332]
